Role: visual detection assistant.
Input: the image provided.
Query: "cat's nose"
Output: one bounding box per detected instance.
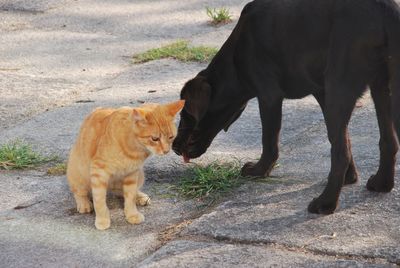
[163,149,170,154]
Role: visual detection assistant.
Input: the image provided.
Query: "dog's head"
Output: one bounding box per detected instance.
[172,76,248,162]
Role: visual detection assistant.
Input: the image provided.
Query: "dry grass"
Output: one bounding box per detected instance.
[47,162,67,176]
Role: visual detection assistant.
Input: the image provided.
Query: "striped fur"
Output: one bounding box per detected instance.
[67,100,184,230]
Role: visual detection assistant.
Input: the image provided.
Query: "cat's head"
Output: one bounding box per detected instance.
[131,100,185,155]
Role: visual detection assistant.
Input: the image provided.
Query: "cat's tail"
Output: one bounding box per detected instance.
[382,0,400,144]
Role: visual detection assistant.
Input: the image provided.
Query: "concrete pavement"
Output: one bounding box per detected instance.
[0,0,399,267]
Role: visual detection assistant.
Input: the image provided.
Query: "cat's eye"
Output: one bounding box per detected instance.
[169,136,174,140]
[151,136,160,142]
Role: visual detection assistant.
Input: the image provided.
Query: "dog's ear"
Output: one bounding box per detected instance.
[223,102,248,132]
[180,76,211,121]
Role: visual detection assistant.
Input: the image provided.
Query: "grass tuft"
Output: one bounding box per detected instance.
[175,161,244,200]
[133,40,218,64]
[206,7,232,25]
[0,140,56,170]
[47,162,67,176]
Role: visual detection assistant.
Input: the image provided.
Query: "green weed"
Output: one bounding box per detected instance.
[206,7,232,25]
[0,140,56,170]
[175,161,244,200]
[133,40,218,64]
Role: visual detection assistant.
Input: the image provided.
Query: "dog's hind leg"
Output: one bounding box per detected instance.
[313,92,359,185]
[308,83,363,214]
[386,24,400,191]
[375,0,400,191]
[308,22,371,214]
[391,70,400,157]
[367,68,398,192]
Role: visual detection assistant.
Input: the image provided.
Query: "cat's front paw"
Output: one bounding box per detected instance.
[95,217,111,230]
[136,192,151,206]
[126,212,144,224]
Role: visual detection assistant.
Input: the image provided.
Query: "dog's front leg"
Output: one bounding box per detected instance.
[241,98,283,177]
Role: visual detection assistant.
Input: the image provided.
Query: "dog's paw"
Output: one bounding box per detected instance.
[366,174,394,192]
[241,161,272,177]
[343,166,358,185]
[308,196,337,215]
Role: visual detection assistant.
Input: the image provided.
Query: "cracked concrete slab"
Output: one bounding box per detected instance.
[0,0,244,130]
[184,100,400,265]
[184,181,400,263]
[138,240,395,267]
[0,169,199,268]
[1,0,400,267]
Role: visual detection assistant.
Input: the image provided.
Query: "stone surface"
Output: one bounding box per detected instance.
[1,0,400,267]
[185,99,400,264]
[0,0,246,130]
[138,240,394,268]
[0,170,198,267]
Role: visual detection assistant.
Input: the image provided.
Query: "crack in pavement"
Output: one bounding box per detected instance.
[173,233,398,266]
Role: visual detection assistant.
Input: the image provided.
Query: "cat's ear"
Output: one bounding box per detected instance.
[132,108,147,124]
[165,100,185,117]
[180,76,211,122]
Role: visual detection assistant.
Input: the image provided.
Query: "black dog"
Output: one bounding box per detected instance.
[173,0,400,214]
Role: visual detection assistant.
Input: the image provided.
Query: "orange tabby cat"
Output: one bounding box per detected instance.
[67,100,185,230]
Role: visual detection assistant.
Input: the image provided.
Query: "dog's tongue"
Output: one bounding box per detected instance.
[183,154,190,163]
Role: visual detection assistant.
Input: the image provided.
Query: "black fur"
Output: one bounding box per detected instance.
[173,0,400,214]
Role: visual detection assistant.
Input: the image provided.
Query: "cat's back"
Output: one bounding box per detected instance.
[67,107,117,184]
[69,108,116,163]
